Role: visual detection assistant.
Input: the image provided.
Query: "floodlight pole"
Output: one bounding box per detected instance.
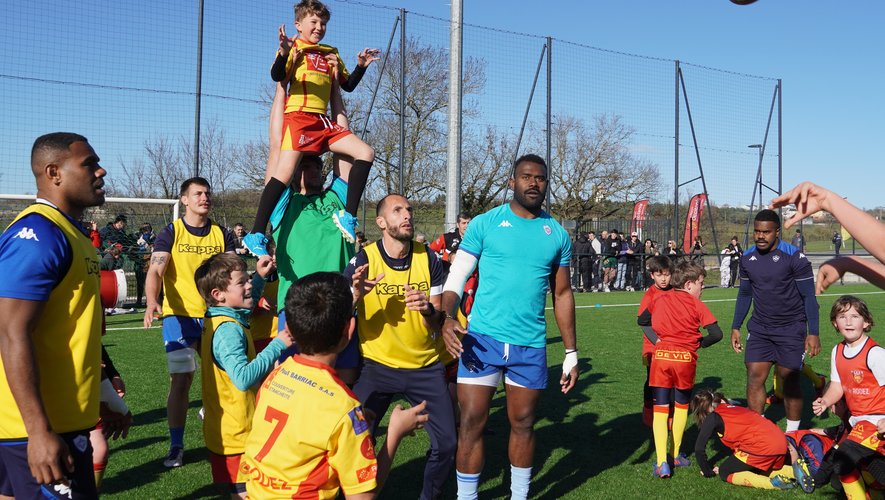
[445,0,463,229]
[193,0,204,177]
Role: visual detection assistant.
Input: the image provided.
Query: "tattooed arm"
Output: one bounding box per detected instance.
[143,251,170,328]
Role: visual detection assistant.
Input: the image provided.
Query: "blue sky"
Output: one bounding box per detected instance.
[362,0,883,209]
[1,0,882,209]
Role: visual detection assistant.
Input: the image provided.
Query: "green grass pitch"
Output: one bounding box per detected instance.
[99,284,885,498]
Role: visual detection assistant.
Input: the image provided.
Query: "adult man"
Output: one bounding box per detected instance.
[731,209,820,431]
[440,154,579,500]
[597,230,608,291]
[272,154,361,381]
[429,211,471,263]
[0,133,130,497]
[602,230,619,292]
[232,222,249,255]
[574,233,593,292]
[143,177,236,467]
[345,194,455,500]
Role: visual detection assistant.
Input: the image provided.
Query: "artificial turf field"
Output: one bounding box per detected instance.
[99,283,885,499]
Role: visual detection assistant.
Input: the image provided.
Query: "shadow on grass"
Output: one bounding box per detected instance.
[102,446,210,496]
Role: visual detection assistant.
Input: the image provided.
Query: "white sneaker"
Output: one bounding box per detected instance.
[604,286,611,293]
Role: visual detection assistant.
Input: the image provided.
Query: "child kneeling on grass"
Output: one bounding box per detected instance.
[195,253,295,498]
[692,389,814,491]
[239,271,428,499]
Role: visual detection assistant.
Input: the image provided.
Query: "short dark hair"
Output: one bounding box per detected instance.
[180,177,211,197]
[114,214,127,224]
[31,132,89,171]
[646,255,673,275]
[670,260,706,289]
[284,272,353,354]
[300,154,323,169]
[457,212,472,222]
[754,209,781,228]
[194,253,247,306]
[512,153,547,177]
[830,295,875,333]
[294,0,330,22]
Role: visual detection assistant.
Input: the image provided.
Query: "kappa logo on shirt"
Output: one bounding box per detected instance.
[13,227,39,241]
[498,220,512,228]
[749,255,758,261]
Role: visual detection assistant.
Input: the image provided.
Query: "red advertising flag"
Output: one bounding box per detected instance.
[630,199,649,235]
[682,194,707,253]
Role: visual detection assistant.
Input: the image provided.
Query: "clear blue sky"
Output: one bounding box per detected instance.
[1,0,881,210]
[352,0,884,209]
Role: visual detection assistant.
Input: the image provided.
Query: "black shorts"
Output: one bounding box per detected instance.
[744,325,806,371]
[0,429,96,499]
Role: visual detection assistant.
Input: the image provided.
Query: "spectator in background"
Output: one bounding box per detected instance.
[665,240,682,262]
[100,245,125,271]
[416,232,427,245]
[589,231,602,291]
[575,233,592,292]
[728,236,743,288]
[88,220,101,248]
[832,231,842,256]
[643,239,659,288]
[134,223,156,307]
[355,230,368,253]
[232,223,250,256]
[626,232,643,291]
[602,230,619,292]
[691,235,705,263]
[100,214,131,250]
[430,211,471,264]
[615,232,629,290]
[791,229,805,252]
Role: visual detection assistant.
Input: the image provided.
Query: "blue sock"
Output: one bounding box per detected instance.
[510,465,532,500]
[456,470,481,500]
[169,427,184,450]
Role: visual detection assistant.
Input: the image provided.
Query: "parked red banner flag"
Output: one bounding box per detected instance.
[682,193,707,253]
[630,199,649,235]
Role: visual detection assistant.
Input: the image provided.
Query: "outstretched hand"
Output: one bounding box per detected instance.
[255,255,275,278]
[769,182,835,229]
[357,48,381,67]
[388,400,429,440]
[441,316,465,359]
[351,263,383,306]
[278,25,293,55]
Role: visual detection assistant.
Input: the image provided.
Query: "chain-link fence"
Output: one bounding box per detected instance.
[3,0,781,248]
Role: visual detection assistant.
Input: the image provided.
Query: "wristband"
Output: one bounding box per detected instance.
[565,349,578,355]
[562,351,579,375]
[100,379,130,415]
[421,303,436,318]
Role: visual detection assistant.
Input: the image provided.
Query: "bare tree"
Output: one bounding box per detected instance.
[548,114,660,222]
[459,126,515,215]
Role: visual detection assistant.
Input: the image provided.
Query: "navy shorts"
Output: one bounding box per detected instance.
[458,332,548,390]
[744,325,806,371]
[0,430,96,499]
[277,310,360,368]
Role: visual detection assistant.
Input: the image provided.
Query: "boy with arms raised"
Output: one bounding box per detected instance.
[194,253,294,498]
[245,0,379,254]
[239,272,427,499]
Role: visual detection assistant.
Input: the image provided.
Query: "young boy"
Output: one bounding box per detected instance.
[813,295,885,499]
[638,260,723,478]
[239,272,428,499]
[194,253,294,498]
[245,0,379,254]
[637,255,673,427]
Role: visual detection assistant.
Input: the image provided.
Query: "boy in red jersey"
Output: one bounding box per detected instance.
[813,295,885,499]
[637,255,673,427]
[638,261,722,478]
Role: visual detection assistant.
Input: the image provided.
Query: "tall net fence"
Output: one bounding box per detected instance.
[2,0,781,246]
